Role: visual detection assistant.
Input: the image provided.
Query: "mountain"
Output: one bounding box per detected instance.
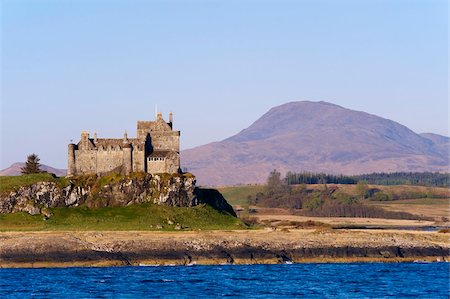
[420,133,450,158]
[0,162,67,177]
[181,101,449,186]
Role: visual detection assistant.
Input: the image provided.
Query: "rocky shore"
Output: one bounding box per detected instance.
[0,229,448,268]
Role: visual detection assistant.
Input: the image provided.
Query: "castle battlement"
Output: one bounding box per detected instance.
[68,113,180,176]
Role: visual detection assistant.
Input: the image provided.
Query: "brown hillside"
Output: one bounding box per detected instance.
[182,101,449,186]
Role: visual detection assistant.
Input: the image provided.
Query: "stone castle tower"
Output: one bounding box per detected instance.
[67,112,180,176]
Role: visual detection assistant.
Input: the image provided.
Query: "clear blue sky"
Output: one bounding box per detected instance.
[1,0,448,169]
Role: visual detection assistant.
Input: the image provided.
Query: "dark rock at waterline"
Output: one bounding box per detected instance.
[2,245,448,266]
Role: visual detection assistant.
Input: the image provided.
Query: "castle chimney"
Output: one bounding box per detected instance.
[81,131,89,140]
[169,112,173,123]
[94,132,97,143]
[123,130,128,142]
[157,112,163,120]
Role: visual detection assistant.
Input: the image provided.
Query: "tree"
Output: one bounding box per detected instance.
[265,169,290,197]
[21,153,42,174]
[355,181,369,199]
[304,192,324,210]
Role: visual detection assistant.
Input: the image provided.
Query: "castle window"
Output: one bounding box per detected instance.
[149,156,166,161]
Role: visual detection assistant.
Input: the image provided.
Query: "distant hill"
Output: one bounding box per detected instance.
[420,133,450,158]
[182,101,449,186]
[0,162,67,177]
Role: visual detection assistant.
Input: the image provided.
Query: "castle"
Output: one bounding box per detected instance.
[67,112,180,176]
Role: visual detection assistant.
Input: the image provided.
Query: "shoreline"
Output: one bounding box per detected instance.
[1,229,448,268]
[1,257,447,269]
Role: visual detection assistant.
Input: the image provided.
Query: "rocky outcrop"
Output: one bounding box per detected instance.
[92,174,197,208]
[0,174,199,215]
[0,181,90,214]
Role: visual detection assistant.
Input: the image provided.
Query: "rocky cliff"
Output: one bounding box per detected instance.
[0,173,226,217]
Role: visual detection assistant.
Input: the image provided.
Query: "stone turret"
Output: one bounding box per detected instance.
[67,143,76,176]
[122,130,132,175]
[123,142,132,175]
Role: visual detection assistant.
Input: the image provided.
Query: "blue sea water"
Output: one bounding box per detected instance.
[0,263,449,298]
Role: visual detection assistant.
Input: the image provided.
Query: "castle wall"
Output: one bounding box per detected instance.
[165,154,179,173]
[151,132,180,152]
[132,149,145,172]
[137,128,150,141]
[147,158,166,174]
[96,149,124,174]
[147,152,180,174]
[74,150,97,174]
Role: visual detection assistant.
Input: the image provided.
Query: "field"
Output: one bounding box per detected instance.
[368,198,450,220]
[0,203,244,231]
[218,184,450,226]
[218,185,264,206]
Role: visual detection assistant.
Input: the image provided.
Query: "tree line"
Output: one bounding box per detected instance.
[246,170,436,220]
[284,171,449,187]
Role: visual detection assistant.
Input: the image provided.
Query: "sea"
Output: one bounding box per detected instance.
[0,263,449,298]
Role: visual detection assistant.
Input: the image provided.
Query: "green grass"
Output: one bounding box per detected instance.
[218,185,264,207]
[0,203,245,231]
[0,173,68,194]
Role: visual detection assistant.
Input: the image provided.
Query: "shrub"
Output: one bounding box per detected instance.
[370,191,392,201]
[304,193,324,210]
[334,192,358,205]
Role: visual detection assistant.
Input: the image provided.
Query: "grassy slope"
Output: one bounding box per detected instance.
[0,174,243,231]
[0,203,244,231]
[218,185,264,207]
[0,173,68,194]
[367,198,450,220]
